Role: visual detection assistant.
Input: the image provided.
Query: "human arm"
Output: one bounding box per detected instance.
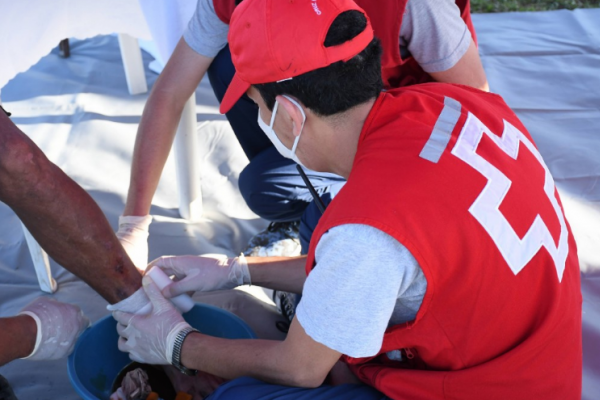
[402,0,489,91]
[120,0,228,268]
[123,38,213,217]
[115,277,341,388]
[429,39,489,91]
[115,225,425,387]
[0,112,141,303]
[149,254,307,297]
[0,315,36,366]
[181,317,341,387]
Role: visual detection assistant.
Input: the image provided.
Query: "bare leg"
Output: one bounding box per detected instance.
[0,112,141,303]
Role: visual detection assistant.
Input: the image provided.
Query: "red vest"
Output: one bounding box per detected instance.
[214,0,478,89]
[305,84,582,399]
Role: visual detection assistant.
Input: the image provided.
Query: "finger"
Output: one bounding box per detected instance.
[163,280,193,298]
[112,310,133,325]
[117,336,129,353]
[116,323,127,337]
[148,256,177,276]
[161,284,175,299]
[142,276,171,310]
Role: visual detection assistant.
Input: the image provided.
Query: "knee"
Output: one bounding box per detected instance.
[239,162,271,219]
[239,161,306,222]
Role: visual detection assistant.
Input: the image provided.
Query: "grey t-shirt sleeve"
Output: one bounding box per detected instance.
[400,0,472,73]
[183,0,229,58]
[295,224,426,358]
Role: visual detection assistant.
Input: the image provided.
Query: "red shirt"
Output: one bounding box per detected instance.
[305,84,582,399]
[213,0,478,89]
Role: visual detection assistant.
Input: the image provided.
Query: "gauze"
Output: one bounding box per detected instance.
[257,95,306,167]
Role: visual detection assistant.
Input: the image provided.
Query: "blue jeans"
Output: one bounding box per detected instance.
[207,45,345,226]
[207,377,389,400]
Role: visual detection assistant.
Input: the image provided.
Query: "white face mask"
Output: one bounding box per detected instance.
[257,95,306,167]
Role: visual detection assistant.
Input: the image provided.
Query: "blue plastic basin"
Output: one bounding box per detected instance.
[68,303,256,400]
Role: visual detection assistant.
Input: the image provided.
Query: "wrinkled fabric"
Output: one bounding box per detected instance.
[118,368,152,400]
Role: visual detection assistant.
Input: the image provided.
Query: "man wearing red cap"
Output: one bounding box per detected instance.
[118,0,489,277]
[114,0,582,399]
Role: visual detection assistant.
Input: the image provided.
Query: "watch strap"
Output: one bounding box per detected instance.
[171,327,199,376]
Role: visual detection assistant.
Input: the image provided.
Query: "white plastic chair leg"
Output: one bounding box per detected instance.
[118,33,148,95]
[173,94,203,221]
[20,224,57,294]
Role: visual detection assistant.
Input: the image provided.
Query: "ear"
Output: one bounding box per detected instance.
[276,95,305,138]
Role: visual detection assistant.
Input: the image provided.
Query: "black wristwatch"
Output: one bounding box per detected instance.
[171,327,199,376]
[0,105,10,117]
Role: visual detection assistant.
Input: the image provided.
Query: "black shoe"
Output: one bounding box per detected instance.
[273,290,298,323]
[243,221,301,257]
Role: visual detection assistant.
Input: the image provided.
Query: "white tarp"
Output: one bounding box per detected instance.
[0,7,599,400]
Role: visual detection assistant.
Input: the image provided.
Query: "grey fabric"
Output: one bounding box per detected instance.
[183,0,229,58]
[419,96,462,163]
[296,224,426,358]
[401,0,472,73]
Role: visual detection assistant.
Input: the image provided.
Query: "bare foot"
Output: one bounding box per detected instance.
[163,366,227,399]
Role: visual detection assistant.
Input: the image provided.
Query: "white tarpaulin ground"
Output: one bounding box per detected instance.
[0,7,599,400]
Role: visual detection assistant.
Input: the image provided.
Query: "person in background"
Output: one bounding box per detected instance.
[118,0,489,270]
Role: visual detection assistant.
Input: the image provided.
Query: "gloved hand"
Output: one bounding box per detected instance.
[116,215,152,271]
[147,254,251,298]
[114,276,191,365]
[18,297,90,360]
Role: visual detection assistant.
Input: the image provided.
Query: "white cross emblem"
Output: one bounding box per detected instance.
[451,113,569,281]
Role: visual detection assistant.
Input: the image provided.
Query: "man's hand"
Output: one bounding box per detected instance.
[114,276,191,365]
[148,254,251,298]
[18,297,90,360]
[116,215,152,271]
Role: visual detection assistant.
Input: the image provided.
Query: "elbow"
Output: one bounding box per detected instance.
[290,375,325,389]
[286,369,328,389]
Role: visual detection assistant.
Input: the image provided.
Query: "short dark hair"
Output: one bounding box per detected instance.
[254,10,383,116]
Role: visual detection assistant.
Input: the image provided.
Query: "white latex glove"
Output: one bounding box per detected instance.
[18,297,90,360]
[116,215,152,271]
[114,276,191,365]
[147,254,251,298]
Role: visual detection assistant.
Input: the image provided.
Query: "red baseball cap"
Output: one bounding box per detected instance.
[219,0,374,114]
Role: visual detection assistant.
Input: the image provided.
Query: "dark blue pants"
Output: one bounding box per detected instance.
[207,377,389,400]
[207,46,345,241]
